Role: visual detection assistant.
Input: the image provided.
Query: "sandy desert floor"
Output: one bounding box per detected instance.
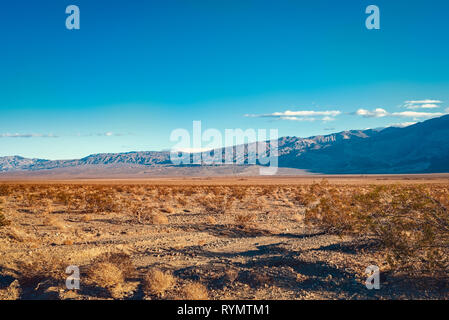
[0,176,448,300]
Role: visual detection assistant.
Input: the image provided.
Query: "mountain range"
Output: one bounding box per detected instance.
[1,115,448,175]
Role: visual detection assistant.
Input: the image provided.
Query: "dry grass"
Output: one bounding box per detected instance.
[182,282,209,300]
[44,216,66,230]
[0,200,10,227]
[86,252,135,298]
[0,181,448,300]
[144,268,176,296]
[149,213,169,225]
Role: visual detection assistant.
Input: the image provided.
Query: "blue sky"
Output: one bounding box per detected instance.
[1,0,448,159]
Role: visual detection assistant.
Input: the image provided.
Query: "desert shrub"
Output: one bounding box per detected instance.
[87,252,135,297]
[182,282,209,300]
[16,255,66,289]
[88,262,125,296]
[200,195,234,215]
[176,196,188,206]
[130,206,155,224]
[230,187,248,201]
[234,213,256,229]
[305,184,449,277]
[144,268,176,296]
[149,213,169,225]
[0,184,12,196]
[44,216,66,230]
[0,212,11,227]
[0,202,10,227]
[84,192,119,213]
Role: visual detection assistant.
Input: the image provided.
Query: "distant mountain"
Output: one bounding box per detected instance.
[1,115,448,174]
[277,115,449,174]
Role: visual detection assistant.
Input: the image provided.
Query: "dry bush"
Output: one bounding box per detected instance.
[0,202,10,227]
[0,280,20,300]
[88,262,125,296]
[305,184,449,278]
[16,254,66,290]
[144,268,176,296]
[250,272,272,287]
[83,192,119,213]
[176,196,188,206]
[182,282,209,300]
[150,213,169,225]
[87,252,135,298]
[0,184,13,196]
[44,216,66,230]
[230,187,248,201]
[200,195,234,215]
[130,206,155,224]
[6,227,34,242]
[234,213,256,229]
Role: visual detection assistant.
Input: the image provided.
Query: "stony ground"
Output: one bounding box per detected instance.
[0,178,448,300]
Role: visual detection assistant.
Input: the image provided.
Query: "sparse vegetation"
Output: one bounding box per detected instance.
[144,268,176,297]
[0,179,448,300]
[0,205,10,227]
[182,282,209,300]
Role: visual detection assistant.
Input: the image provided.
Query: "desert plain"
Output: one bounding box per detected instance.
[0,175,448,300]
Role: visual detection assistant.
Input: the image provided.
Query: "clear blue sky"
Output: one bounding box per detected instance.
[1,0,448,159]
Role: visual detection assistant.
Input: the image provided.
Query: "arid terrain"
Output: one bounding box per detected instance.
[0,176,448,300]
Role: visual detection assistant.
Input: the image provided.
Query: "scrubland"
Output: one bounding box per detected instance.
[0,179,448,300]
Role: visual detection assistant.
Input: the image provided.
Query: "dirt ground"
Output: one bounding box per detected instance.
[0,177,448,300]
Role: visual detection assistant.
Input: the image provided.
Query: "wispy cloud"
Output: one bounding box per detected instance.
[0,133,58,138]
[405,99,442,104]
[391,111,445,118]
[355,108,388,118]
[403,99,443,110]
[355,108,445,119]
[76,132,126,137]
[244,110,341,122]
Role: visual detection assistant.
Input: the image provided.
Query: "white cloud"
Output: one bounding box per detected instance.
[403,99,443,110]
[355,108,388,118]
[245,110,341,122]
[391,111,445,118]
[0,133,58,138]
[406,103,440,109]
[322,116,336,122]
[405,100,442,104]
[355,108,445,119]
[270,110,341,117]
[279,116,316,121]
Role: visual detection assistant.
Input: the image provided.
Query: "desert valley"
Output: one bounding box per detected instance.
[1,175,448,300]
